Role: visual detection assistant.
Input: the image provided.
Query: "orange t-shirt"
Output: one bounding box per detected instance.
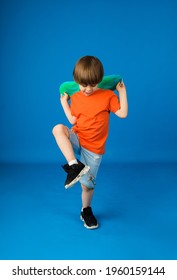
[70,89,120,154]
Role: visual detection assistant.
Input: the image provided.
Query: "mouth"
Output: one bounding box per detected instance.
[84,91,92,96]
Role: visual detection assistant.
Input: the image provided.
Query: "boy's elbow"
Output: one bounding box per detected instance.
[69,116,77,125]
[120,111,128,118]
[115,109,128,118]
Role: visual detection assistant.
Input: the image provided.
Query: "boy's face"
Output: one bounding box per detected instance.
[79,84,98,96]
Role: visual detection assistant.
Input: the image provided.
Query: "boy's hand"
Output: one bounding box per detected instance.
[60,92,70,103]
[116,81,126,93]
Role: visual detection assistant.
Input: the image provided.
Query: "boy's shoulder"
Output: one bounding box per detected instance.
[96,88,116,97]
[99,88,115,94]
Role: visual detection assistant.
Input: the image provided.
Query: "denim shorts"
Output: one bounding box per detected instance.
[67,128,102,189]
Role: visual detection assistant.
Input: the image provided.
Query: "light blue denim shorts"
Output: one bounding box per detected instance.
[67,128,102,189]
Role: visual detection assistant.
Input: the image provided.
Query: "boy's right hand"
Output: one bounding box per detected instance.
[60,92,70,103]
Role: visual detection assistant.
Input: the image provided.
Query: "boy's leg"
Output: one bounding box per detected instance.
[52,124,76,163]
[81,184,94,209]
[79,148,102,229]
[52,124,90,188]
[80,184,98,229]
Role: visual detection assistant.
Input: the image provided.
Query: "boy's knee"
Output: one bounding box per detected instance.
[52,124,67,137]
[80,173,96,189]
[81,184,94,192]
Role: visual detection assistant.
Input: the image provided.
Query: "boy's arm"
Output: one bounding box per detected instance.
[60,93,77,125]
[115,82,128,118]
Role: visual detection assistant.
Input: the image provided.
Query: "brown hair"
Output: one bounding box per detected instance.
[73,56,104,85]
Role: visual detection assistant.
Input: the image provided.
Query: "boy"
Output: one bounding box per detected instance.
[52,56,128,229]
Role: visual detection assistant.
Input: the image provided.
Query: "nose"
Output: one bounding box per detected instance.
[85,85,92,91]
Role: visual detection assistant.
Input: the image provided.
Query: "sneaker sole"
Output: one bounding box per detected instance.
[65,165,90,189]
[80,215,99,229]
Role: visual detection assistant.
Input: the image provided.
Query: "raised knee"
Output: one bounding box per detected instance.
[52,124,64,136]
[52,124,69,138]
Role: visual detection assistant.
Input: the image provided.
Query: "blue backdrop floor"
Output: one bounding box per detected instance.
[0,162,177,260]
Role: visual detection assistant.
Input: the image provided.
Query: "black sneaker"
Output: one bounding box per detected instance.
[80,207,98,229]
[62,160,90,189]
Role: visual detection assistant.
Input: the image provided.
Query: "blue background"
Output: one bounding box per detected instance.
[1,0,177,163]
[1,0,177,261]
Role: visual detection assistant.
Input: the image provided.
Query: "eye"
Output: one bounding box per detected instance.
[81,84,96,88]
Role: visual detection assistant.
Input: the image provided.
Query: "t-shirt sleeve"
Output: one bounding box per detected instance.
[108,93,120,113]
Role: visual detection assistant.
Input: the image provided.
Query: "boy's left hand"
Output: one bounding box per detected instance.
[116,81,126,93]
